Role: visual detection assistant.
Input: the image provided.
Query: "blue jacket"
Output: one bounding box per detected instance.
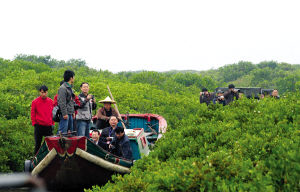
[111,134,133,160]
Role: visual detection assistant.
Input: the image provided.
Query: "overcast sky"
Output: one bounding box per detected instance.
[0,0,299,73]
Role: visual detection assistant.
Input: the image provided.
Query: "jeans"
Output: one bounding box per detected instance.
[58,114,73,134]
[77,120,90,138]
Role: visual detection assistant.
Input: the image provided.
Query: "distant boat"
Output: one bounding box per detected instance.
[25,113,167,191]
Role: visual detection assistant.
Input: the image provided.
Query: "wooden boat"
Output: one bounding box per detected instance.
[25,128,153,191]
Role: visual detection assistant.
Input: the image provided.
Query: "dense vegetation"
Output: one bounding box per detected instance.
[0,55,299,191]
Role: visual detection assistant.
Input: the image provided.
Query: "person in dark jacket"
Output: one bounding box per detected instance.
[109,126,133,160]
[199,88,215,105]
[31,85,54,154]
[213,90,226,106]
[96,96,118,129]
[99,116,119,150]
[76,82,97,138]
[91,129,101,145]
[57,70,75,134]
[223,84,239,105]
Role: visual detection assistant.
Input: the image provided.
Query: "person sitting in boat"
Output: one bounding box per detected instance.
[96,96,117,129]
[91,129,101,145]
[99,116,119,150]
[109,126,133,160]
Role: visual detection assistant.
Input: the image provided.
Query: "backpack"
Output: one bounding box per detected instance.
[52,106,61,122]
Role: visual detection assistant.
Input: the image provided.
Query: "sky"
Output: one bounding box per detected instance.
[0,0,299,73]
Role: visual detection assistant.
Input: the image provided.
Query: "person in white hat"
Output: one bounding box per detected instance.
[96,96,118,129]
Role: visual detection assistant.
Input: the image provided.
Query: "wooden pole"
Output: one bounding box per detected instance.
[107,85,126,129]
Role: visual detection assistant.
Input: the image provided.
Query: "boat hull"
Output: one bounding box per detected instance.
[38,153,121,191]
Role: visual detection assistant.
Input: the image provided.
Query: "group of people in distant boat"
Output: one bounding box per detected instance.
[30,70,133,160]
[200,84,280,106]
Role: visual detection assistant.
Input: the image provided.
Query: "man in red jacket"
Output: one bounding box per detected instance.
[31,85,54,154]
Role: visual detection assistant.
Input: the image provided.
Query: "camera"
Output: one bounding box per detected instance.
[218,96,224,99]
[233,89,240,93]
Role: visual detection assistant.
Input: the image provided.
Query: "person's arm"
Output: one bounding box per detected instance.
[235,92,239,100]
[57,87,68,116]
[112,108,118,117]
[199,93,204,103]
[78,95,87,108]
[97,108,108,120]
[92,101,97,110]
[49,98,55,126]
[31,100,36,126]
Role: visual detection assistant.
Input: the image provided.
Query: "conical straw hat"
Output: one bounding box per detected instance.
[99,96,116,104]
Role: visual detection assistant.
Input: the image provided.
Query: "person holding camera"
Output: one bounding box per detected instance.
[224,84,239,105]
[213,90,226,106]
[199,88,215,106]
[109,126,133,160]
[76,82,97,138]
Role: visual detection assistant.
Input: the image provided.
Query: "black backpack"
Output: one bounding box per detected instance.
[52,106,61,122]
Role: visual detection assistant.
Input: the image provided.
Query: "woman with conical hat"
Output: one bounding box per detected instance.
[96,96,118,129]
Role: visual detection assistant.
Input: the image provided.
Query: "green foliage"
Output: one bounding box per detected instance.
[0,56,299,191]
[87,95,299,192]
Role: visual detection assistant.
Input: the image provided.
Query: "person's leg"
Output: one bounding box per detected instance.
[77,120,86,136]
[68,114,74,132]
[34,125,43,154]
[85,121,90,138]
[44,125,53,137]
[73,118,77,133]
[58,116,69,134]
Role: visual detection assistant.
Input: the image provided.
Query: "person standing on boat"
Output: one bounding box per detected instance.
[76,82,97,138]
[99,116,119,150]
[57,70,75,134]
[31,85,54,154]
[96,96,117,129]
[109,126,133,160]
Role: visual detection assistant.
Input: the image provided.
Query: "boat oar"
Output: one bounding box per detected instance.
[107,85,126,130]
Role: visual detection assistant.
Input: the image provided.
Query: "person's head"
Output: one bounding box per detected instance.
[109,116,119,128]
[216,90,223,97]
[104,103,111,110]
[228,84,235,91]
[115,126,125,139]
[91,130,100,142]
[202,88,209,95]
[272,89,279,97]
[39,85,48,99]
[63,70,75,84]
[80,82,89,94]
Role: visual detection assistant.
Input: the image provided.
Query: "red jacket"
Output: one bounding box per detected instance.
[31,96,54,126]
[53,94,58,107]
